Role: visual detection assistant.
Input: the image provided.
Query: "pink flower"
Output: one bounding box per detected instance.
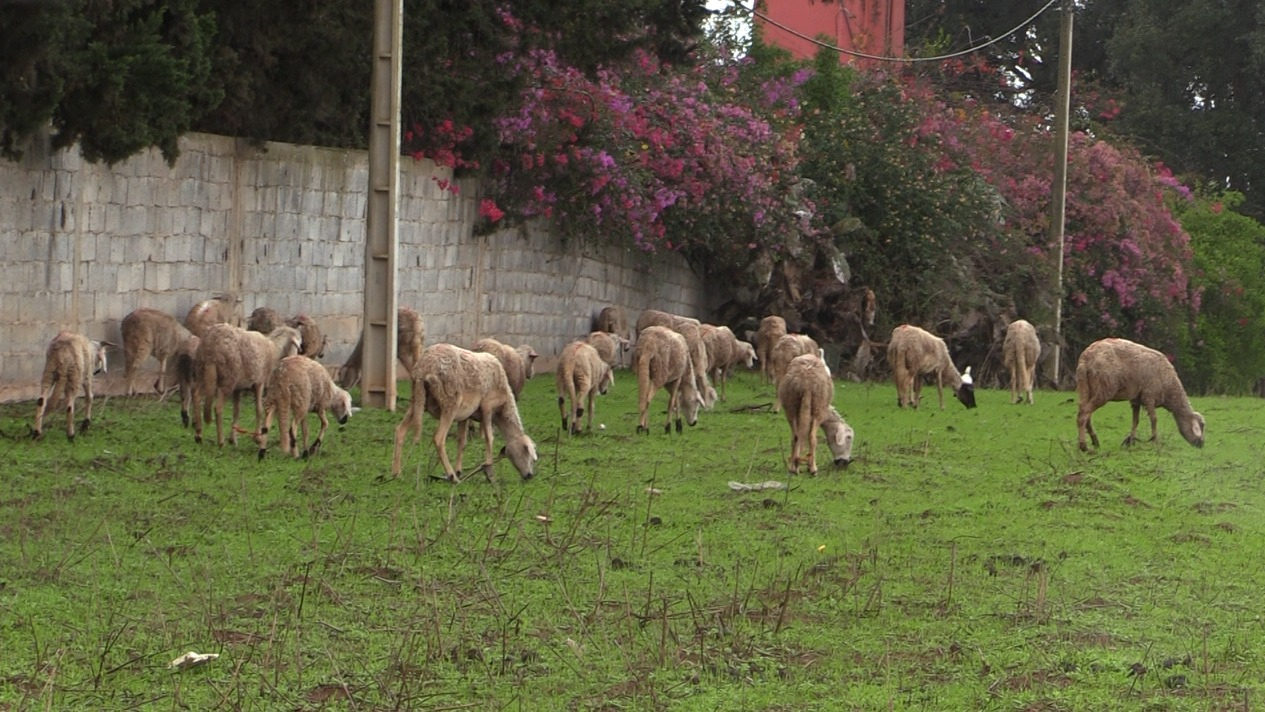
[479,199,505,223]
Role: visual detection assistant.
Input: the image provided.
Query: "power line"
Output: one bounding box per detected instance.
[743,0,1061,64]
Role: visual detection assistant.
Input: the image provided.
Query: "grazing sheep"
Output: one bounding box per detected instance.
[634,310,715,407]
[246,307,282,334]
[185,294,240,338]
[31,331,111,441]
[755,316,787,384]
[339,307,426,388]
[630,326,705,434]
[1003,319,1040,404]
[1075,337,1205,452]
[121,308,193,396]
[471,338,538,399]
[769,334,820,411]
[595,305,630,341]
[777,353,855,475]
[887,325,976,410]
[391,344,538,482]
[701,324,756,402]
[585,330,629,369]
[286,314,327,359]
[634,308,685,334]
[256,355,354,459]
[192,324,303,447]
[173,334,200,427]
[555,340,614,435]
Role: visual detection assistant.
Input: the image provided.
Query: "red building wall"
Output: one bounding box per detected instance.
[756,0,905,68]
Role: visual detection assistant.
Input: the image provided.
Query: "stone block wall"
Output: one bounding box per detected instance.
[0,133,706,402]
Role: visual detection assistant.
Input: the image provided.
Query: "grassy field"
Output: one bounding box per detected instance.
[1,368,1262,711]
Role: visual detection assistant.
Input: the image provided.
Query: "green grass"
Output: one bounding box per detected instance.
[1,371,1263,711]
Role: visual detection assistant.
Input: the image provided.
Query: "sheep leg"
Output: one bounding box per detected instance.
[912,376,923,409]
[256,404,274,459]
[1145,404,1159,442]
[1077,403,1100,452]
[298,412,313,459]
[453,416,470,479]
[430,413,460,482]
[636,368,653,434]
[155,355,168,394]
[806,417,820,476]
[391,398,425,477]
[227,392,243,447]
[78,376,94,436]
[585,386,597,433]
[1123,401,1142,447]
[478,416,496,482]
[307,410,328,458]
[277,403,294,457]
[665,380,681,434]
[32,380,57,440]
[557,393,569,432]
[63,384,77,441]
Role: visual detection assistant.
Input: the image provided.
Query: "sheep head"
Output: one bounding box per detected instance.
[1178,411,1205,448]
[955,366,977,409]
[598,364,614,395]
[823,408,855,467]
[331,386,354,425]
[501,436,538,480]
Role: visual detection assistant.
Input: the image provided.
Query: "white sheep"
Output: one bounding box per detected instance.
[31,331,111,441]
[286,314,327,359]
[256,355,354,459]
[755,315,787,384]
[769,333,819,411]
[185,294,240,338]
[595,305,630,341]
[555,340,614,435]
[1075,337,1205,452]
[339,306,426,388]
[121,308,193,396]
[191,323,303,447]
[777,353,855,475]
[471,337,538,399]
[635,309,716,408]
[700,324,755,402]
[630,325,705,434]
[391,343,538,482]
[1003,319,1040,404]
[246,307,282,334]
[887,325,976,410]
[585,330,629,369]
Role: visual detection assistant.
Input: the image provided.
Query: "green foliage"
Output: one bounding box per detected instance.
[1174,191,1265,393]
[0,373,1261,709]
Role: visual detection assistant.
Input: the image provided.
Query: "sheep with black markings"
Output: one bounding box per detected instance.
[191,323,303,447]
[256,355,354,459]
[888,325,976,410]
[778,353,855,475]
[631,325,704,434]
[339,307,426,388]
[185,294,240,338]
[391,343,537,482]
[1003,319,1040,404]
[121,308,193,396]
[1075,337,1204,452]
[32,331,111,441]
[556,340,614,435]
[755,316,787,384]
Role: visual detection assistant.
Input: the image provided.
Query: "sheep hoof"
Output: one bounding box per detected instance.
[67,432,76,442]
[79,418,91,433]
[257,448,266,461]
[636,425,648,435]
[30,428,42,441]
[1121,436,1137,448]
[447,472,461,484]
[664,423,672,435]
[194,434,203,444]
[308,439,322,456]
[674,419,683,433]
[181,411,190,427]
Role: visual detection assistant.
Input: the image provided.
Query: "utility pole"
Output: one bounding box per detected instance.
[1049,0,1073,388]
[362,0,402,409]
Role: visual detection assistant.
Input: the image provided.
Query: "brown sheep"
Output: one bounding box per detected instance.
[584,330,628,368]
[286,314,327,359]
[121,308,193,396]
[31,331,111,441]
[173,335,201,427]
[246,307,282,334]
[755,315,787,384]
[555,340,614,435]
[391,344,538,482]
[595,305,630,341]
[634,309,715,408]
[888,325,976,410]
[700,324,755,402]
[769,334,819,412]
[1075,337,1205,452]
[1003,319,1040,404]
[778,353,855,475]
[191,324,303,447]
[339,307,426,388]
[185,294,240,338]
[256,355,354,459]
[630,326,705,434]
[471,338,538,399]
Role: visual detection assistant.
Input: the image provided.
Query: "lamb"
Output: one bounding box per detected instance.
[121,308,194,396]
[191,323,303,447]
[630,325,705,434]
[246,307,282,334]
[185,294,240,338]
[777,353,855,475]
[339,307,426,388]
[1003,319,1040,404]
[173,335,201,427]
[256,355,354,459]
[769,334,820,412]
[755,315,787,384]
[391,343,538,482]
[31,331,111,441]
[584,330,628,369]
[286,314,327,359]
[1075,337,1205,452]
[887,324,976,410]
[471,338,538,399]
[555,340,614,435]
[700,324,755,402]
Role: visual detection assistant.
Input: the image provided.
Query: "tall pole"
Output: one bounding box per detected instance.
[1049,0,1073,388]
[362,0,402,410]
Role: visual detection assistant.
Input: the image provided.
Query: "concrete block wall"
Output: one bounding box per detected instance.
[0,132,707,402]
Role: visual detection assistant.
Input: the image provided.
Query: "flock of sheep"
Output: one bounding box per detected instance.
[27,295,1206,481]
